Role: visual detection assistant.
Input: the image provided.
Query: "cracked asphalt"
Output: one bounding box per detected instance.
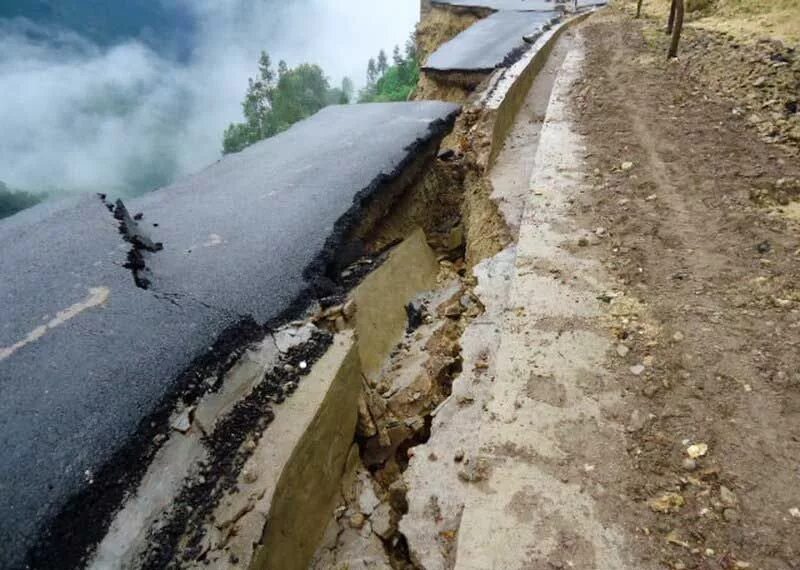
[424,10,561,72]
[0,101,459,569]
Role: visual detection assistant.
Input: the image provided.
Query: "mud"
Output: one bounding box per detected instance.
[573,7,800,569]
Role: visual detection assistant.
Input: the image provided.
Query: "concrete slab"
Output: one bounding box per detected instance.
[424,10,561,72]
[0,102,459,569]
[453,38,643,570]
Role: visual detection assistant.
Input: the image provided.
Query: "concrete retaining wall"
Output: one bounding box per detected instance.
[482,11,593,168]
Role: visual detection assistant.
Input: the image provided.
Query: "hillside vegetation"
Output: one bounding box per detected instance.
[223,39,420,154]
[0,182,44,220]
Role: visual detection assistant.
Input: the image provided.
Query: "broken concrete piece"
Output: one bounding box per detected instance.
[359,478,381,516]
[170,407,194,433]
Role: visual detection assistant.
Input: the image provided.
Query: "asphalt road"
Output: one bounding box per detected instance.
[0,101,459,569]
[425,10,561,72]
[431,0,564,11]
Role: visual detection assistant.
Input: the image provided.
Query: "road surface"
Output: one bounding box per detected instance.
[424,10,561,71]
[0,101,459,569]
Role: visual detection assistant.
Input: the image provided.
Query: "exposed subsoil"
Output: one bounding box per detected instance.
[573,8,800,570]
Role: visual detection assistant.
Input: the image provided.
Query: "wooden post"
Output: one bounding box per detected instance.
[668,0,685,58]
[636,0,644,18]
[667,0,677,33]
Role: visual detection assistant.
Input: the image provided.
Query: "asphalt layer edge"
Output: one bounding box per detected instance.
[22,105,460,570]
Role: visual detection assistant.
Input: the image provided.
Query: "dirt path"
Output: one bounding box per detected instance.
[571,8,800,570]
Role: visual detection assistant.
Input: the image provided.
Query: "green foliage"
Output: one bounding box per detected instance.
[223,52,350,155]
[359,37,420,103]
[0,181,45,220]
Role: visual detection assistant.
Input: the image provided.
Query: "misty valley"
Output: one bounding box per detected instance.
[0,0,419,219]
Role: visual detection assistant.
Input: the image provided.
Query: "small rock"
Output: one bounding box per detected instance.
[616,344,630,357]
[686,443,708,459]
[753,76,768,87]
[370,503,395,539]
[170,407,194,433]
[756,240,772,254]
[359,480,381,515]
[443,301,463,318]
[723,508,740,523]
[627,409,646,432]
[719,485,737,507]
[454,450,465,463]
[682,458,697,471]
[349,513,366,529]
[789,507,800,518]
[630,364,646,376]
[595,227,607,237]
[672,331,685,342]
[343,299,357,320]
[242,469,258,484]
[578,237,589,247]
[648,492,685,513]
[642,383,659,398]
[621,161,634,171]
[334,316,347,332]
[643,355,655,367]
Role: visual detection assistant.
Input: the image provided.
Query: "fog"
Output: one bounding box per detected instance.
[0,1,419,197]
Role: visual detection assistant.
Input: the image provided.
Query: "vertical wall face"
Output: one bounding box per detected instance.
[354,229,440,379]
[252,341,362,570]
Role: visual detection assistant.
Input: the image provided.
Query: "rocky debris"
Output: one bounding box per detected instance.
[311,273,477,568]
[649,492,686,514]
[139,329,333,569]
[370,503,396,540]
[169,405,195,434]
[686,443,709,459]
[668,27,800,154]
[405,299,427,333]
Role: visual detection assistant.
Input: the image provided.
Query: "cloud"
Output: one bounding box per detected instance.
[0,1,419,197]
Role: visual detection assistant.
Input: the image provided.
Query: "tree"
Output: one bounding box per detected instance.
[341,77,354,104]
[377,49,388,77]
[366,58,378,86]
[668,0,685,58]
[404,35,417,63]
[359,40,420,104]
[222,52,336,154]
[667,0,677,34]
[392,45,403,67]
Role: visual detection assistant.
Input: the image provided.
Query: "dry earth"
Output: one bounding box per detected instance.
[569,7,800,570]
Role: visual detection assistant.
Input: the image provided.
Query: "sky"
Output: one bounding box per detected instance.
[0,0,419,197]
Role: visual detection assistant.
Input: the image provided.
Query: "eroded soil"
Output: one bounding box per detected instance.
[573,8,800,570]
